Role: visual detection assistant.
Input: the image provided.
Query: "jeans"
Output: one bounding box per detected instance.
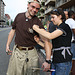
[71,43,75,60]
[51,61,72,75]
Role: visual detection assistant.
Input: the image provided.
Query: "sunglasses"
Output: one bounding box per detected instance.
[53,9,58,12]
[52,9,61,15]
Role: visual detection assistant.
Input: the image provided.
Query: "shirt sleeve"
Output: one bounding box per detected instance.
[37,18,44,29]
[33,18,44,37]
[58,23,71,36]
[12,14,19,29]
[65,19,75,29]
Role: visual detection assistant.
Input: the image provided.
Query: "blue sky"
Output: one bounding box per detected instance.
[4,0,28,20]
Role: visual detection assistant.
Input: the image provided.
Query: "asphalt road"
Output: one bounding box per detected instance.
[0,27,14,75]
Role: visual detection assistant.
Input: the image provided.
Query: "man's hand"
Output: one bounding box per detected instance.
[6,45,12,55]
[42,62,51,72]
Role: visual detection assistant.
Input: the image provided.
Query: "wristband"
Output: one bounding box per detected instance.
[46,60,51,64]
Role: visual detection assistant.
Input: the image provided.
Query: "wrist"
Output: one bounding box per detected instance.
[45,59,52,64]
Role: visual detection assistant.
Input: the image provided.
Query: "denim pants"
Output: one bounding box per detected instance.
[71,43,75,60]
[6,45,39,75]
[51,61,72,75]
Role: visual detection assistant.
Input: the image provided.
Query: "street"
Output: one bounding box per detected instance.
[0,27,14,75]
[0,27,50,75]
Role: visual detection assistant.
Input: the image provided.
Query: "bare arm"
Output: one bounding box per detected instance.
[6,29,15,55]
[34,35,52,71]
[72,29,75,35]
[42,39,52,71]
[45,39,52,60]
[33,25,63,39]
[34,35,44,47]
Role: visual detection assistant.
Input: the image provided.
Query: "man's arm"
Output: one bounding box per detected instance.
[72,29,75,35]
[34,35,44,47]
[42,39,52,71]
[6,29,15,55]
[34,34,52,71]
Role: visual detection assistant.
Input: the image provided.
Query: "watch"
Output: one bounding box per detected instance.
[45,60,52,64]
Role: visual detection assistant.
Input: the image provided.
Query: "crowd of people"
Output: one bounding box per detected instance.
[6,0,75,75]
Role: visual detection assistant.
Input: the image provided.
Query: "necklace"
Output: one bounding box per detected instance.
[25,12,32,21]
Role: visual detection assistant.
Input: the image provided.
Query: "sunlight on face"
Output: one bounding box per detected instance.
[51,15,58,25]
[28,2,40,16]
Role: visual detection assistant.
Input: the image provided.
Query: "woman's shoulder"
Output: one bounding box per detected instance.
[59,22,71,31]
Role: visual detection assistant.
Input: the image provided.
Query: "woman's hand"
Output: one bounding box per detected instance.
[33,25,39,30]
[34,35,40,43]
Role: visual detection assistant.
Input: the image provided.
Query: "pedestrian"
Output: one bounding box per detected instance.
[65,10,75,75]
[6,0,51,75]
[64,11,68,20]
[46,20,51,31]
[33,8,73,75]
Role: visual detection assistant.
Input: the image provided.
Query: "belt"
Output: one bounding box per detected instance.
[16,45,34,50]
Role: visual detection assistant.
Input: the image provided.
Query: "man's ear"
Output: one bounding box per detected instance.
[59,15,62,19]
[27,3,30,9]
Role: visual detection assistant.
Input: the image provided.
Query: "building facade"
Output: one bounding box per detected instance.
[56,0,75,11]
[39,0,75,23]
[0,0,5,26]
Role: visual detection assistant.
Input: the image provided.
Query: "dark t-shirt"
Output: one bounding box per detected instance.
[49,22,72,63]
[12,12,44,47]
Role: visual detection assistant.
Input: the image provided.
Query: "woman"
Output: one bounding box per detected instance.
[33,8,72,75]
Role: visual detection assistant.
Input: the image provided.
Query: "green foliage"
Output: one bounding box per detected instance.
[11,20,13,24]
[7,21,9,25]
[43,21,46,26]
[36,12,41,17]
[6,20,13,25]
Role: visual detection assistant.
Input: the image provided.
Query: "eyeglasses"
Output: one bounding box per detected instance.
[30,5,40,11]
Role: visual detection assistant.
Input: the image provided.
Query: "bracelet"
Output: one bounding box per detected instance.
[45,60,52,64]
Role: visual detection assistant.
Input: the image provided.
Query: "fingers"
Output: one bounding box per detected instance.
[42,62,50,72]
[6,49,12,55]
[6,50,12,55]
[6,45,12,55]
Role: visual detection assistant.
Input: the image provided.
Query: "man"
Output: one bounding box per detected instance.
[65,10,75,75]
[6,0,51,75]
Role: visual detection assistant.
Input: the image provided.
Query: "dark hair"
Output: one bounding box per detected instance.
[68,10,75,18]
[50,8,66,22]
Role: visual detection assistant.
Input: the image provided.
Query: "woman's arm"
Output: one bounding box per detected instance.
[33,25,63,40]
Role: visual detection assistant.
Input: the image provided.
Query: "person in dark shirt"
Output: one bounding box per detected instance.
[6,0,51,75]
[33,8,72,75]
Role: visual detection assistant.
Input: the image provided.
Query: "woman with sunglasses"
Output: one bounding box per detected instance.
[33,8,72,75]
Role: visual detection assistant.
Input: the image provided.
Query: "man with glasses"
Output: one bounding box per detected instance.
[6,0,51,75]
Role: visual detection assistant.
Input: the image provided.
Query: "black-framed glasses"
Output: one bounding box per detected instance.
[30,5,40,11]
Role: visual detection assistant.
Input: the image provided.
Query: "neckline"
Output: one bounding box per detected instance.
[25,12,32,19]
